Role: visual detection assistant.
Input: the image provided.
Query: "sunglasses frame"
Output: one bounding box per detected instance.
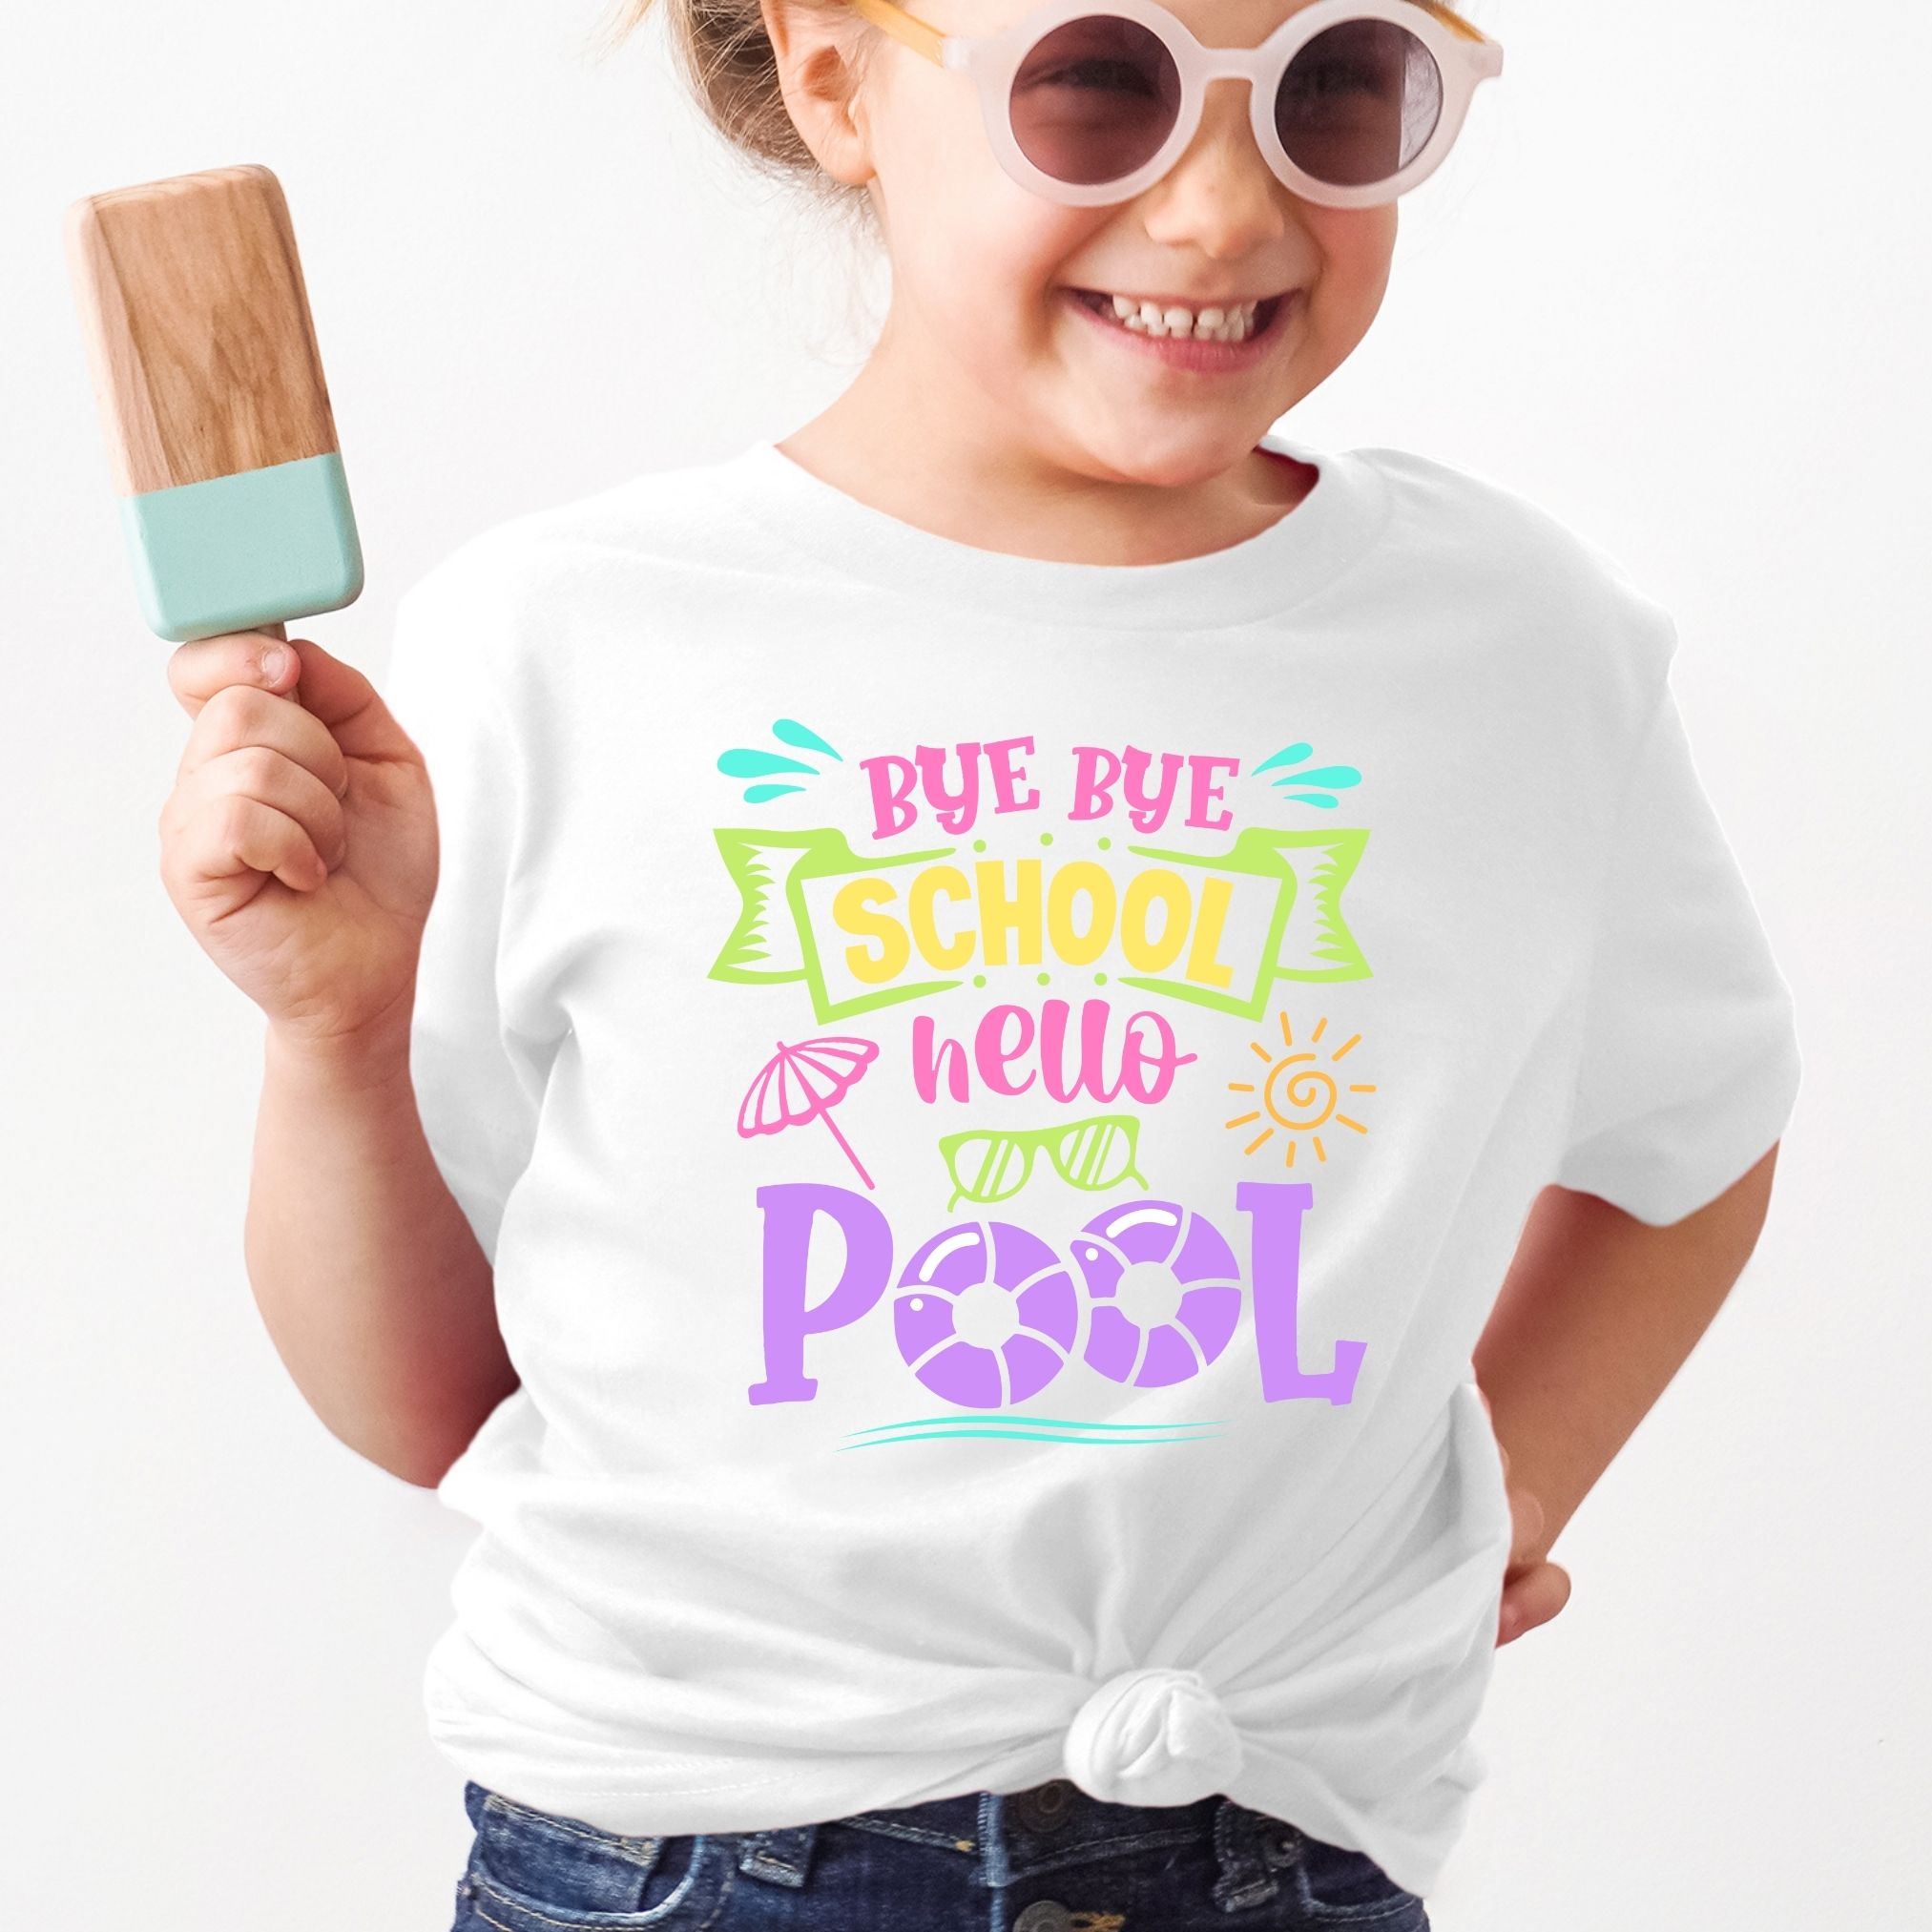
[939,1113,1149,1210]
[842,0,1504,209]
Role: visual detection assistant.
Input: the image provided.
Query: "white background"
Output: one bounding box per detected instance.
[4,1,1927,1925]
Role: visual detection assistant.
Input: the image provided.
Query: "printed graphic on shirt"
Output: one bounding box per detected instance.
[938,1113,1147,1213]
[710,729,1374,1436]
[1229,1012,1374,1165]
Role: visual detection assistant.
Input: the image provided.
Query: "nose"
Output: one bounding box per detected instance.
[1139,77,1290,252]
[1063,1665,1245,1805]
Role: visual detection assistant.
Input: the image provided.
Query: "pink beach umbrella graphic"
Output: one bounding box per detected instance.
[737,1036,880,1190]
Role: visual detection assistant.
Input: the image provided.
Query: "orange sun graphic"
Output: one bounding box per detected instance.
[1224,1010,1375,1167]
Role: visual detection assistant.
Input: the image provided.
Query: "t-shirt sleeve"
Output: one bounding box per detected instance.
[381,558,544,1268]
[1552,676,1803,1226]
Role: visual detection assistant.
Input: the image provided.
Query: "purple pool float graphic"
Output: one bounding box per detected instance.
[1072,1200,1243,1388]
[894,1221,1080,1409]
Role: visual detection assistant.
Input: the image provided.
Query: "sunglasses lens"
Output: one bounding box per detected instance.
[1051,1117,1140,1191]
[945,1133,1031,1203]
[1275,19,1443,187]
[1008,15,1182,187]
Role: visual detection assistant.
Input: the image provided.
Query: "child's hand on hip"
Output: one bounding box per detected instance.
[1478,1385,1573,1646]
[159,630,435,1055]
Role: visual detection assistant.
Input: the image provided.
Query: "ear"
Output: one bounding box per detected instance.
[760,0,878,188]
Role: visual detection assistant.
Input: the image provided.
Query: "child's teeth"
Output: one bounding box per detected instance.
[1098,291,1261,342]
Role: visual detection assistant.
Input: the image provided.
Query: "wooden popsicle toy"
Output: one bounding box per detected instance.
[65,162,363,647]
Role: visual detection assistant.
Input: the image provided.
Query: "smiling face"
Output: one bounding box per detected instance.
[764,0,1399,494]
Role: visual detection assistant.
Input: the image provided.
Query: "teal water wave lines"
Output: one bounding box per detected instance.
[840,1413,1229,1449]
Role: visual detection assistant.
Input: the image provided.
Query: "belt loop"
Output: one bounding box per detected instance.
[737,1822,820,1889]
[1209,1798,1280,1913]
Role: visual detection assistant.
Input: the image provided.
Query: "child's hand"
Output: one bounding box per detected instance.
[159,631,436,1054]
[1478,1385,1573,1646]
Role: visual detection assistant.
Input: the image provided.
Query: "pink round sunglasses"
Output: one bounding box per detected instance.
[842,0,1504,209]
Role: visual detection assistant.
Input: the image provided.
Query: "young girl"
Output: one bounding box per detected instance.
[160,0,1801,1924]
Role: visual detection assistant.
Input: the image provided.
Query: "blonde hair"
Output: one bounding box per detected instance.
[594,0,879,232]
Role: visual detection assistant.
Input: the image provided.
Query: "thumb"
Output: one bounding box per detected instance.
[1498,1560,1572,1645]
[278,634,421,764]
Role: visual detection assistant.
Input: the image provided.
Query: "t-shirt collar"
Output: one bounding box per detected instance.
[697,426,1393,631]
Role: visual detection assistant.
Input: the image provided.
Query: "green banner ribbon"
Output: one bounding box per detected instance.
[708,824,1370,1023]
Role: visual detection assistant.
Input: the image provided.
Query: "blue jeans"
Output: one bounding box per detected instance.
[449,1777,1429,1930]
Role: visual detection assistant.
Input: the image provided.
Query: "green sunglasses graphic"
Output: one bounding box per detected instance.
[939,1114,1151,1212]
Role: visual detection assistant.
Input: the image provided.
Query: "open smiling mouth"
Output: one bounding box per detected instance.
[1062,286,1296,369]
[1070,288,1286,341]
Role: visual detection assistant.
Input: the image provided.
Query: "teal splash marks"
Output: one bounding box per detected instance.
[1254,741,1314,777]
[718,720,845,805]
[1272,765,1359,790]
[1255,742,1361,811]
[718,749,817,779]
[773,719,843,761]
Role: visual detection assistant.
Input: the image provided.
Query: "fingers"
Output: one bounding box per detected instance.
[162,776,342,897]
[177,677,351,804]
[1476,1382,1571,1645]
[168,628,297,718]
[164,653,354,900]
[1478,1385,1537,1552]
[167,630,419,765]
[1498,1560,1572,1646]
[162,737,348,899]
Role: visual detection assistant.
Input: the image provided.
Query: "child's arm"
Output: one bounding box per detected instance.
[161,621,522,1489]
[1473,1140,1783,1640]
[248,1012,518,1488]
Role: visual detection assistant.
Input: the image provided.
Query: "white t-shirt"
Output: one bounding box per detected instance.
[382,428,1802,1897]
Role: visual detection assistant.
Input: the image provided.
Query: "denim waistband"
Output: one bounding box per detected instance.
[730,1781,1306,1913]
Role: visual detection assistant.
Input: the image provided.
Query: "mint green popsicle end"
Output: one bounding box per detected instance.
[119,450,364,643]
